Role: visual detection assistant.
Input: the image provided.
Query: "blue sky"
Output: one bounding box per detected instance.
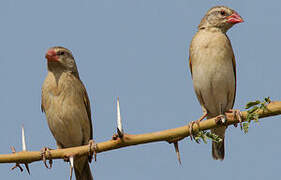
[0,0,280,179]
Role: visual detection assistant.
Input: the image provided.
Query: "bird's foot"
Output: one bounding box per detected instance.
[227,109,243,130]
[188,119,202,142]
[188,113,207,141]
[188,121,196,141]
[214,114,227,125]
[40,147,53,169]
[88,140,97,163]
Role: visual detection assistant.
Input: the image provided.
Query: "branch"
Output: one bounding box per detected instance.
[1,101,281,165]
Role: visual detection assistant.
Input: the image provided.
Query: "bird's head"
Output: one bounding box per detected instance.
[198,6,244,32]
[45,46,78,74]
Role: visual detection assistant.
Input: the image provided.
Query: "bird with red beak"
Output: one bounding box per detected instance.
[42,46,94,180]
[188,6,243,160]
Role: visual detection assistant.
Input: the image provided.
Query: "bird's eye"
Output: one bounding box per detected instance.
[220,10,226,16]
[57,51,65,56]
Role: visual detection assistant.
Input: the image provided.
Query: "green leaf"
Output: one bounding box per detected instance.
[205,132,222,143]
[247,106,259,114]
[202,134,207,144]
[191,130,222,144]
[242,97,270,134]
[260,103,266,110]
[243,122,249,133]
[245,101,261,109]
[264,97,271,103]
[253,114,259,122]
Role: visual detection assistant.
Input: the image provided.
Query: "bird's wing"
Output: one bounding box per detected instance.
[231,54,237,108]
[225,34,237,108]
[41,82,47,113]
[81,82,93,140]
[41,101,45,113]
[189,56,193,77]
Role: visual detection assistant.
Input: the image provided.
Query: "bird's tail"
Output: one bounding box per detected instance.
[212,138,225,160]
[74,156,93,180]
[211,127,226,160]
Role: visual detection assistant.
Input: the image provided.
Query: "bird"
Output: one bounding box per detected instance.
[41,46,94,179]
[188,6,243,160]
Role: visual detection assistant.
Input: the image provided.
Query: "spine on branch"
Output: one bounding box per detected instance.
[1,101,280,166]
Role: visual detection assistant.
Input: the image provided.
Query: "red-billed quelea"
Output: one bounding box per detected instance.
[188,6,243,160]
[42,46,93,179]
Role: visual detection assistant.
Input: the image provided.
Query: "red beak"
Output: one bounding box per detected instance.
[45,49,58,62]
[226,12,244,24]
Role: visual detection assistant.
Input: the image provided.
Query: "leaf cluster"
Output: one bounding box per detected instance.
[243,97,271,133]
[193,130,222,144]
[193,97,271,143]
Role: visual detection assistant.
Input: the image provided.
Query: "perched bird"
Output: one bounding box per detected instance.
[42,46,93,179]
[188,6,243,160]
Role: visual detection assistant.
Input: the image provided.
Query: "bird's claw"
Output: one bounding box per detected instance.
[188,113,207,141]
[40,147,53,169]
[228,109,243,130]
[215,114,227,125]
[188,120,201,142]
[88,140,97,163]
[188,121,195,141]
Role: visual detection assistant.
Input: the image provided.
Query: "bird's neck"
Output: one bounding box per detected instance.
[47,69,79,89]
[46,70,80,97]
[47,63,80,82]
[198,26,227,34]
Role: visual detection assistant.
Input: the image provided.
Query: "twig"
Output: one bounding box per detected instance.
[0,101,280,165]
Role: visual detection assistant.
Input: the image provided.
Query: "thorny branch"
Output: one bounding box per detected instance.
[1,101,281,172]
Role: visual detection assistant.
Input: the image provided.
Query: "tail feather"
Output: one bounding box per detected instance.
[74,156,93,180]
[212,139,225,160]
[210,125,226,160]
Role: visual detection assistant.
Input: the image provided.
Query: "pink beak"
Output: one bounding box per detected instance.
[226,12,244,24]
[45,49,58,62]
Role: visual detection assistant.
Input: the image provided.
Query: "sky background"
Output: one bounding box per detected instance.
[0,0,280,179]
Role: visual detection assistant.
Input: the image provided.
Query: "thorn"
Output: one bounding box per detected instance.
[69,156,74,167]
[11,163,23,172]
[10,146,28,173]
[24,163,30,175]
[116,97,124,138]
[112,133,119,140]
[21,125,27,151]
[11,146,16,153]
[173,142,182,165]
[20,126,31,174]
[117,128,123,138]
[69,156,74,180]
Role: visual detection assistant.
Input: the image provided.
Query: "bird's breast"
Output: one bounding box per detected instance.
[190,30,236,115]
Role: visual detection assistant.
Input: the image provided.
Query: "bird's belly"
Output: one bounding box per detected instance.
[45,96,83,148]
[193,61,235,116]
